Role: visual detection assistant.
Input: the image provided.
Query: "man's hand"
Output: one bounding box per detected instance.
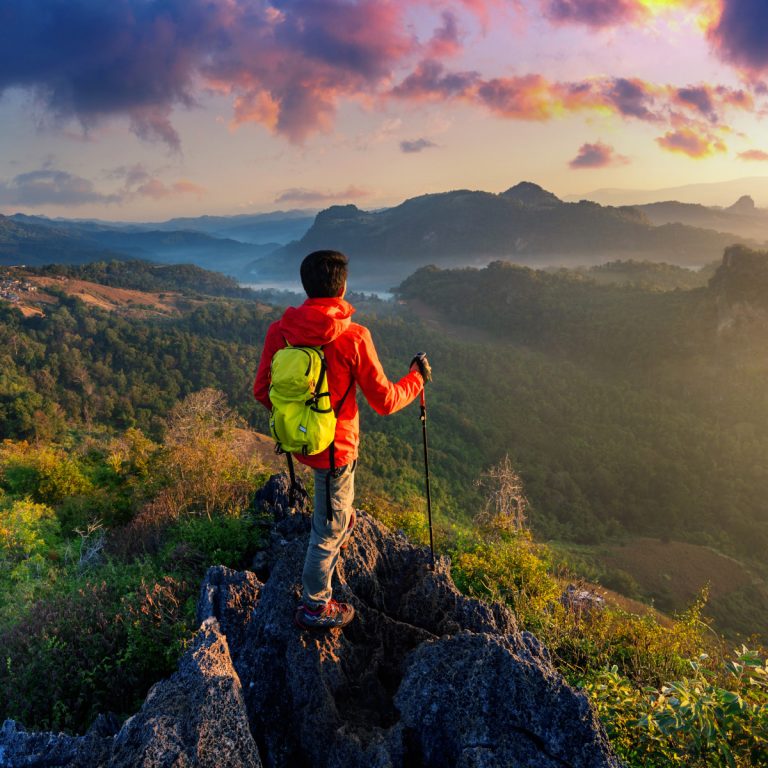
[410,352,432,382]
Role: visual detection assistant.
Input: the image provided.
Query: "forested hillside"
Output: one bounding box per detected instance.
[3,257,768,766]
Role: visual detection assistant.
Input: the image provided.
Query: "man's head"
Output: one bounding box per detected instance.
[300,250,348,298]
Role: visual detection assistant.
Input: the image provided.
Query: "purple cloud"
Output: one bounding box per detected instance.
[603,78,659,121]
[675,87,716,120]
[274,186,369,204]
[400,138,438,153]
[0,0,425,146]
[544,0,644,28]
[569,141,629,169]
[0,169,121,206]
[710,0,768,74]
[391,59,479,99]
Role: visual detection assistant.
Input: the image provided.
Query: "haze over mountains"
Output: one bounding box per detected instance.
[568,176,768,208]
[2,182,766,291]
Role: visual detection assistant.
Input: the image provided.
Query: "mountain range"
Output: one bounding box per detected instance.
[257,182,758,288]
[3,183,766,290]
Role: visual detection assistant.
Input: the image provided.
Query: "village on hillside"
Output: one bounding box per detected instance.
[0,269,38,305]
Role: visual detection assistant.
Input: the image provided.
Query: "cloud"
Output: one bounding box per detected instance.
[400,138,438,153]
[477,75,560,120]
[738,149,768,161]
[134,178,206,199]
[391,59,480,100]
[427,11,463,58]
[544,0,646,28]
[569,141,629,168]
[390,61,757,157]
[674,86,716,120]
[709,0,768,74]
[0,0,441,146]
[0,164,206,207]
[0,0,759,151]
[603,78,660,121]
[0,170,121,206]
[274,186,370,204]
[656,127,727,157]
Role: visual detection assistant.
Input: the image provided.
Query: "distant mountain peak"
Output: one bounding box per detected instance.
[500,182,562,207]
[727,195,756,214]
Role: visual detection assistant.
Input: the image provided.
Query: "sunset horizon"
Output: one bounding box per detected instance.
[2,0,768,220]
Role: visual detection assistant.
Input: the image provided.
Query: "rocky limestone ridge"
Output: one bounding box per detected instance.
[1,474,620,768]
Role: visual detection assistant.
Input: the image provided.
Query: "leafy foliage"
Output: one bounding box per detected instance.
[585,647,768,767]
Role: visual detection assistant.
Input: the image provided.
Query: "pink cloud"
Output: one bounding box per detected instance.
[738,149,768,161]
[1,0,474,146]
[135,178,206,199]
[427,11,464,59]
[391,59,480,100]
[569,141,629,168]
[656,127,727,157]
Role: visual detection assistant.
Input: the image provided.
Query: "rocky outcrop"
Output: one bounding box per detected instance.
[1,474,620,768]
[110,618,261,768]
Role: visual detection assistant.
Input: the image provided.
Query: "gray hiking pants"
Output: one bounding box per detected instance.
[301,462,356,609]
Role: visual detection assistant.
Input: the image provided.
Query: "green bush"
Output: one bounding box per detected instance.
[584,647,768,767]
[120,575,197,691]
[451,529,560,626]
[0,441,93,504]
[0,580,130,732]
[164,513,263,567]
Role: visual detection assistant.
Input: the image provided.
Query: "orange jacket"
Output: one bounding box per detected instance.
[253,297,423,469]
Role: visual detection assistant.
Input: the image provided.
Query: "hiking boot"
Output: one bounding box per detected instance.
[340,510,356,550]
[294,599,355,630]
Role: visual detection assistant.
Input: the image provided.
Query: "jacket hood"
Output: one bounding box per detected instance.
[279,297,355,346]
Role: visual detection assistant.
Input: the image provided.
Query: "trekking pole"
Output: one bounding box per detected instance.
[420,388,435,570]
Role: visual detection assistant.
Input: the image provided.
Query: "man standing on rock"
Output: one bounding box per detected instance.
[254,250,430,630]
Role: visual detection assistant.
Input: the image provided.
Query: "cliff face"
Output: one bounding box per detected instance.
[1,474,619,768]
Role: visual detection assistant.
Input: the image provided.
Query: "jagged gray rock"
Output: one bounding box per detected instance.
[0,717,115,768]
[196,565,263,653]
[396,632,611,768]
[1,473,620,768]
[109,618,261,768]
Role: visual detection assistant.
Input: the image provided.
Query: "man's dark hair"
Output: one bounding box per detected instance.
[300,250,349,298]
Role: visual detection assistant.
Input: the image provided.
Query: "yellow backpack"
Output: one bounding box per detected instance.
[268,344,335,455]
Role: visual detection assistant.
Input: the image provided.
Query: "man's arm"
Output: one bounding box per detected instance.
[355,326,423,415]
[253,322,283,409]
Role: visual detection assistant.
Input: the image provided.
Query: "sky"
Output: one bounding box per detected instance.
[1,0,768,220]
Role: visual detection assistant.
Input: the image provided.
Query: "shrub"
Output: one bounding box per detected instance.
[584,647,768,767]
[159,389,264,519]
[0,581,129,732]
[0,498,60,581]
[120,575,196,691]
[360,494,431,546]
[451,529,560,625]
[164,512,263,567]
[0,441,93,504]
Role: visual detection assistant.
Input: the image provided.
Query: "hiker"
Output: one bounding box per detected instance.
[253,250,431,630]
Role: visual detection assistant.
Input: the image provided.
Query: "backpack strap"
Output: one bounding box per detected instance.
[285,451,297,506]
